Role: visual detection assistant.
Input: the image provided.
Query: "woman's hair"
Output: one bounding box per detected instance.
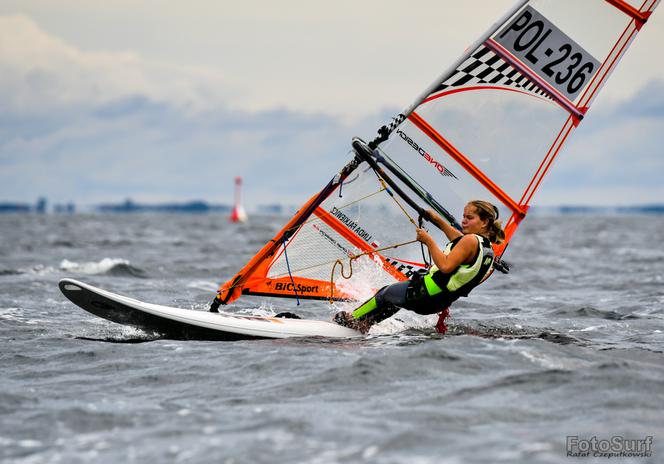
[468,200,505,245]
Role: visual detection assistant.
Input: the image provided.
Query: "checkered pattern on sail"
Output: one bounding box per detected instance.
[430,46,550,99]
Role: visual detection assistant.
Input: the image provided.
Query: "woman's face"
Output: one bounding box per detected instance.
[461,204,489,235]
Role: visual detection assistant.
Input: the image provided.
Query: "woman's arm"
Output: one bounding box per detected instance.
[424,209,462,241]
[416,229,477,273]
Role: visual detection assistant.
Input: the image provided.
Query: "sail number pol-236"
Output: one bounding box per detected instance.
[495,6,600,100]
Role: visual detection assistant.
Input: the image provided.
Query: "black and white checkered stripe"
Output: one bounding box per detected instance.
[387,114,406,133]
[431,46,550,99]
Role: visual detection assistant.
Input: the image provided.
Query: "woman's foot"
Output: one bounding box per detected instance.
[333,311,372,334]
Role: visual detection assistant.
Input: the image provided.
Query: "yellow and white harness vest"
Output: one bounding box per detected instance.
[423,234,495,301]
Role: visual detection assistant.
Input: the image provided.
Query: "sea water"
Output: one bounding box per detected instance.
[1,213,663,463]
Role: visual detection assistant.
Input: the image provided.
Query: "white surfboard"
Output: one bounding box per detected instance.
[59,278,361,341]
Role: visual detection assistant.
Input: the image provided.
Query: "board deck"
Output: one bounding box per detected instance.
[59,279,361,341]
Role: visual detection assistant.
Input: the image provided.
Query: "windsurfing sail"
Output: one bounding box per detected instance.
[212,0,659,309]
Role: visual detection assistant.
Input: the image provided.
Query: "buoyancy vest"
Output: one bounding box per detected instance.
[421,234,494,307]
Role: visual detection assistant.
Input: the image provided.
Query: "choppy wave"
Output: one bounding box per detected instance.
[186,280,219,292]
[3,213,664,464]
[447,322,587,345]
[0,269,23,276]
[368,317,588,346]
[59,258,147,278]
[71,321,161,343]
[553,306,641,320]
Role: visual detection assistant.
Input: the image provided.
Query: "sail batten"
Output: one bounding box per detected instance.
[518,116,576,207]
[484,39,585,121]
[408,111,526,218]
[605,0,652,25]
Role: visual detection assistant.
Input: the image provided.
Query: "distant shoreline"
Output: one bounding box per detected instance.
[1,201,663,216]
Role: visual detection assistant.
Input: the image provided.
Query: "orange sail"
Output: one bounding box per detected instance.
[213,0,660,309]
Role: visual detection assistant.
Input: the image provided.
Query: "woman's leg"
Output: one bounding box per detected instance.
[353,281,410,321]
[334,281,410,333]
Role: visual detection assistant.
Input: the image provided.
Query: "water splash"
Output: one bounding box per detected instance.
[59,258,147,278]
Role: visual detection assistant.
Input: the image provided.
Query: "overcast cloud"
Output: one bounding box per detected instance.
[0,2,662,208]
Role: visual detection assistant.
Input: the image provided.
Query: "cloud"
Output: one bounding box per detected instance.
[0,15,377,206]
[0,15,234,116]
[0,1,524,117]
[0,97,358,205]
[0,13,662,209]
[622,79,664,118]
[535,79,664,205]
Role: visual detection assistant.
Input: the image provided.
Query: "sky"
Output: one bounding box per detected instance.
[0,0,663,209]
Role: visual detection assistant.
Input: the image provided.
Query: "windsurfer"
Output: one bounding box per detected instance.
[334,200,505,334]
